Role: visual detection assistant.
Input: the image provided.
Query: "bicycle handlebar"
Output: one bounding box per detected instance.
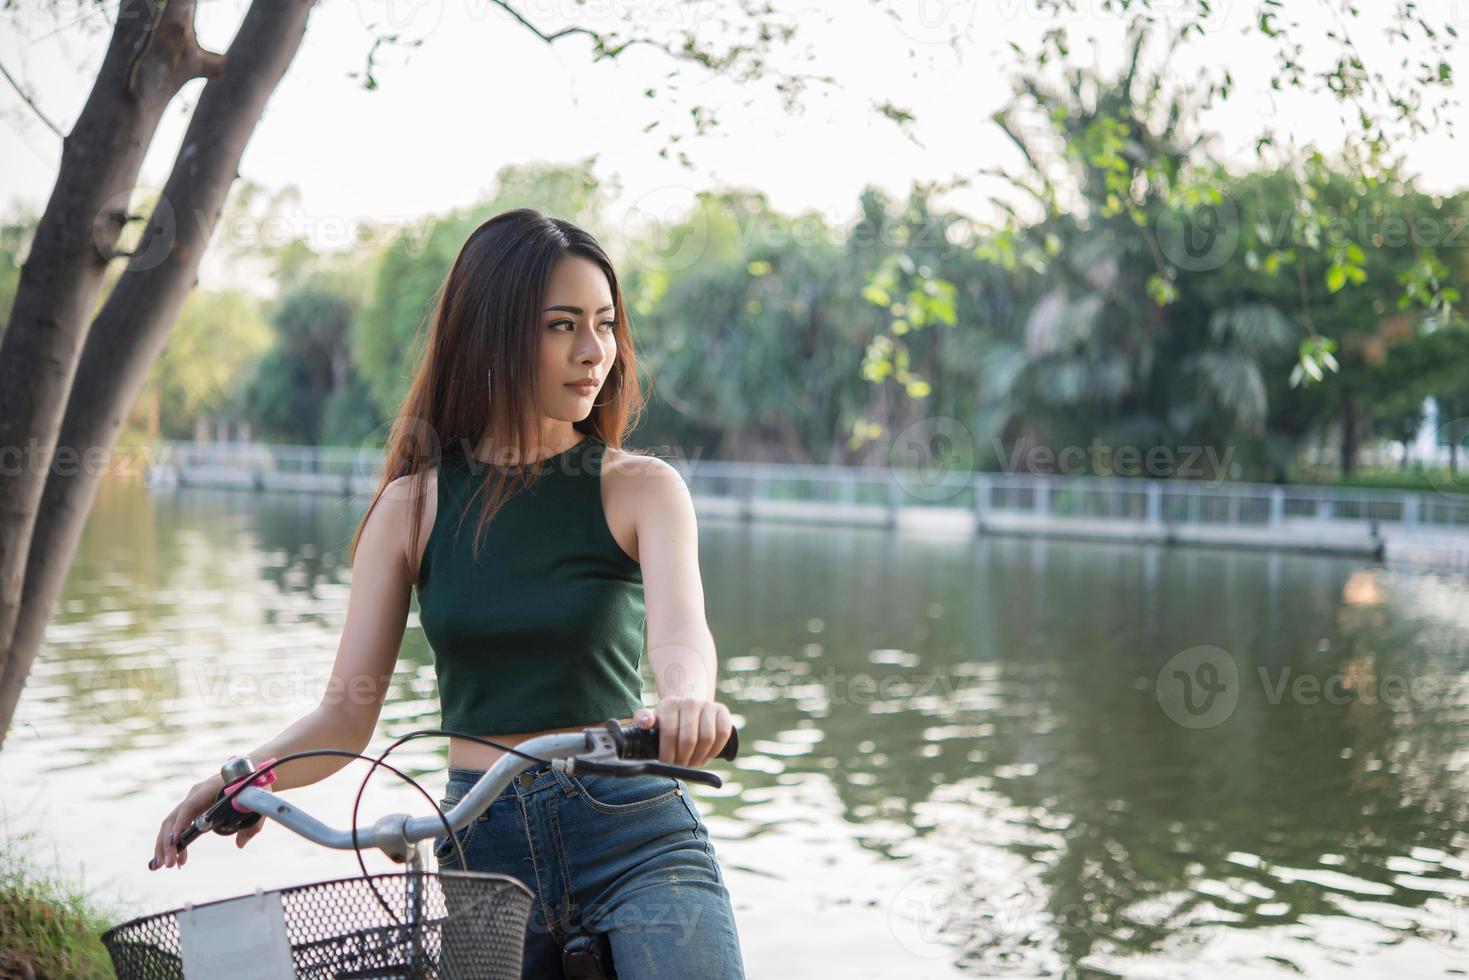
[170,720,739,864]
[613,719,739,762]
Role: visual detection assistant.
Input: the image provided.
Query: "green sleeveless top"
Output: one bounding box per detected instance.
[414,434,647,734]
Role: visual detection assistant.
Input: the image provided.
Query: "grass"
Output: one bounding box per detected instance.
[1292,465,1469,494]
[0,821,132,979]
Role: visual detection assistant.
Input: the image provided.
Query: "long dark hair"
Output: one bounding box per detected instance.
[348,207,648,582]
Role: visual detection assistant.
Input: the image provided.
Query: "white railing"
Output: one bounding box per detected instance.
[162,441,368,475]
[149,440,1469,532]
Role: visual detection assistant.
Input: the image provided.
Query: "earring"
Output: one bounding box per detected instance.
[592,371,623,407]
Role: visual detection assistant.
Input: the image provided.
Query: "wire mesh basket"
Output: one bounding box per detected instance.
[102,871,534,980]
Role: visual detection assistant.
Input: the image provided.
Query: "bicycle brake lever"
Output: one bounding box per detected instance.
[638,760,723,788]
[175,793,240,852]
[175,758,277,854]
[574,758,724,788]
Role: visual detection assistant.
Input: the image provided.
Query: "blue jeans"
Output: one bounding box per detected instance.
[432,763,747,979]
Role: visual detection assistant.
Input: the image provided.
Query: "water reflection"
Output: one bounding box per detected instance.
[7,476,1469,976]
[703,523,1469,974]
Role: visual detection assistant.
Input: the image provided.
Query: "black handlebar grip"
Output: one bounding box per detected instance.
[207,785,264,836]
[617,723,739,761]
[170,786,260,859]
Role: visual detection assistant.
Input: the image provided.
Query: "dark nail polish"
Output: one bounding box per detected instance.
[148,858,156,869]
[167,833,175,845]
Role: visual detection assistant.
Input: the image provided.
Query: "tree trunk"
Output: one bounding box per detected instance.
[0,0,214,741]
[777,414,808,464]
[0,0,318,750]
[1340,391,1359,478]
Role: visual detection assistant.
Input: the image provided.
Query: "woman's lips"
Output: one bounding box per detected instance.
[566,382,596,395]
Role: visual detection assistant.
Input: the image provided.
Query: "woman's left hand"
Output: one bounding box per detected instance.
[635,697,734,768]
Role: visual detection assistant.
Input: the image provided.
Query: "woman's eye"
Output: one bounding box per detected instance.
[550,320,618,332]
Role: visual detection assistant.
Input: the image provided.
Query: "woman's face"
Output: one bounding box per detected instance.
[537,254,618,419]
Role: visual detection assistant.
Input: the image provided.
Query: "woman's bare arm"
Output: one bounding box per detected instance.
[153,476,420,869]
[211,474,418,791]
[629,456,731,768]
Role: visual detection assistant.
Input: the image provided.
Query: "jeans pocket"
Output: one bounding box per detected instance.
[432,820,477,867]
[571,773,682,815]
[432,791,477,867]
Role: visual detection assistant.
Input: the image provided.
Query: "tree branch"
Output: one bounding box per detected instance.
[0,0,310,751]
[0,58,64,138]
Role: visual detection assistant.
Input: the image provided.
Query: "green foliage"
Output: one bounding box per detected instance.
[0,216,30,340]
[849,25,1469,479]
[144,290,273,438]
[243,285,357,444]
[858,246,958,400]
[320,374,383,447]
[353,220,462,417]
[624,190,879,458]
[1017,1,1458,154]
[109,151,1467,484]
[0,825,126,980]
[243,344,327,444]
[985,19,1465,400]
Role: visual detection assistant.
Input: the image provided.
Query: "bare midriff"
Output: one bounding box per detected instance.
[448,714,643,771]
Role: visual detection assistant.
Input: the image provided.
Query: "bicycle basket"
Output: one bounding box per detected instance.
[101,871,534,980]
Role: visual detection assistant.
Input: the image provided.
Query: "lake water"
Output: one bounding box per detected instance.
[5,475,1469,978]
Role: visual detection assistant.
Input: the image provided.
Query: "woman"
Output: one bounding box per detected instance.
[149,207,747,977]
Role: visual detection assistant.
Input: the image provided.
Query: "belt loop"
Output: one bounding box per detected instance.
[550,767,579,798]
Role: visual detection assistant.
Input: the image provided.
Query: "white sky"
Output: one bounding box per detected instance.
[1,0,1465,292]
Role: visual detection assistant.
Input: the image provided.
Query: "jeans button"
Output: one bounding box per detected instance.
[519,771,535,787]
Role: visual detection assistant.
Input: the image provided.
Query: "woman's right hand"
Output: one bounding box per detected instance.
[150,774,264,870]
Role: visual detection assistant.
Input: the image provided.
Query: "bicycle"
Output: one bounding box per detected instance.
[103,719,740,979]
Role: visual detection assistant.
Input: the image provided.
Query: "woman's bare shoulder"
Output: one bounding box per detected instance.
[377,468,439,582]
[602,445,679,481]
[599,447,683,565]
[381,468,438,511]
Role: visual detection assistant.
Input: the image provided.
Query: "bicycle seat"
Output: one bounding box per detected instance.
[562,930,616,979]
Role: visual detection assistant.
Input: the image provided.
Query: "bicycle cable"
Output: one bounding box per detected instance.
[348,728,560,922]
[206,730,560,928]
